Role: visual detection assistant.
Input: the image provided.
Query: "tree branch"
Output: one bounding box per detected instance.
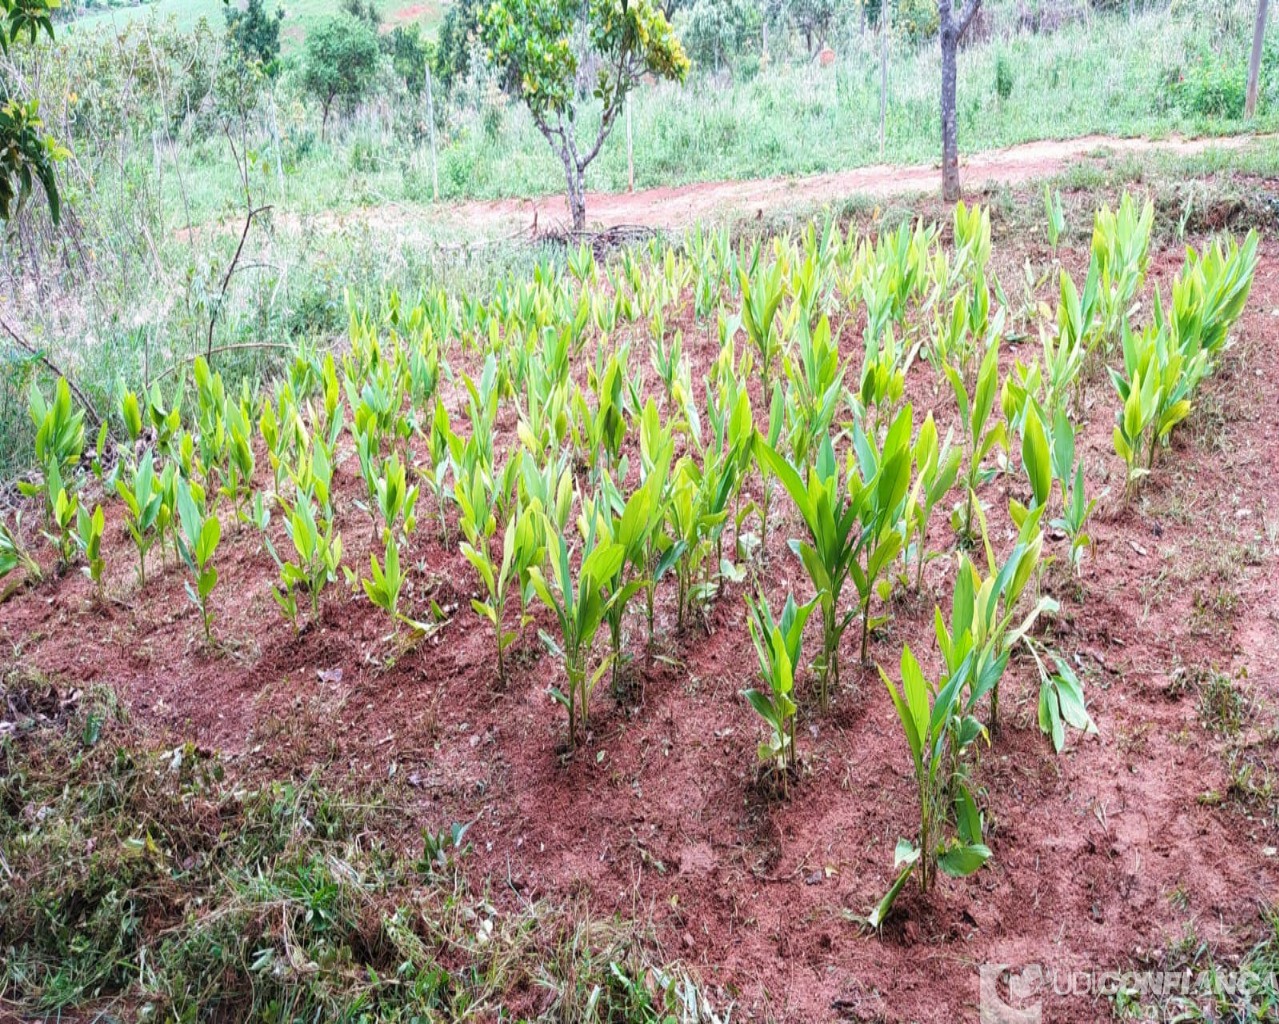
[578,97,622,172]
[206,204,271,362]
[577,51,638,172]
[0,311,101,426]
[531,109,571,164]
[957,0,982,37]
[152,342,298,386]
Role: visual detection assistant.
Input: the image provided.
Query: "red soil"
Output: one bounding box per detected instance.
[385,1,438,25]
[3,231,1278,1023]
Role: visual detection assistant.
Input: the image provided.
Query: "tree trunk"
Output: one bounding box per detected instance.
[425,60,439,200]
[1245,0,1270,119]
[939,1,961,202]
[559,145,586,232]
[879,0,889,158]
[569,172,586,232]
[939,0,980,202]
[626,96,634,194]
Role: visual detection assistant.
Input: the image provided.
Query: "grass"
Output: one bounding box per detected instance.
[262,3,1278,209]
[67,0,441,45]
[45,1,1279,228]
[1113,907,1279,1021]
[0,672,719,1022]
[1196,666,1252,736]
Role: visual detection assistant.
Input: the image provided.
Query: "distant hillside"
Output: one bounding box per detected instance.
[65,0,440,45]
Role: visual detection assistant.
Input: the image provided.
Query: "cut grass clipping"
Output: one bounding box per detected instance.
[0,674,720,1022]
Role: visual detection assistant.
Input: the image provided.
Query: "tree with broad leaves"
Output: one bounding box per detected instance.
[433,0,487,93]
[300,15,382,137]
[939,0,981,202]
[482,0,689,232]
[223,0,285,77]
[0,0,66,225]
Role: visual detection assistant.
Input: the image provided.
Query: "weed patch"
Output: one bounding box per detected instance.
[0,673,717,1022]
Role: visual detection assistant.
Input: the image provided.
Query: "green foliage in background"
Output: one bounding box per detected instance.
[222,0,283,74]
[0,0,65,223]
[300,14,381,131]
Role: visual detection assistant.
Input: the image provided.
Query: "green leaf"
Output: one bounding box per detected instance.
[938,842,991,878]
[1021,407,1052,508]
[868,860,916,930]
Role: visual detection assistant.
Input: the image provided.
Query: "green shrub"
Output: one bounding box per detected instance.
[1178,46,1246,118]
[897,0,939,42]
[995,52,1014,102]
[350,138,383,172]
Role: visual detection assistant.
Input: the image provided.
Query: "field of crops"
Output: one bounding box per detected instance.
[2,189,1278,1022]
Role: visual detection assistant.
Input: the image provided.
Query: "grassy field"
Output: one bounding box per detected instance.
[121,2,1276,225]
[438,6,1274,200]
[67,0,441,43]
[0,677,712,1021]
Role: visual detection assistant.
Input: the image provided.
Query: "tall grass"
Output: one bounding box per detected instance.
[67,0,440,40]
[444,5,1259,199]
[142,0,1279,218]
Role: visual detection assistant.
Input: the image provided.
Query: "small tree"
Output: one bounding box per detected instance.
[434,0,486,92]
[223,0,284,75]
[301,15,382,136]
[342,0,382,28]
[482,0,689,232]
[682,0,759,73]
[388,23,431,95]
[770,0,843,56]
[0,0,65,224]
[938,0,981,202]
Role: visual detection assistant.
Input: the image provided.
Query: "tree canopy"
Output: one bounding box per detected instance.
[482,0,689,230]
[222,0,284,75]
[300,15,382,131]
[433,0,486,93]
[1,0,66,224]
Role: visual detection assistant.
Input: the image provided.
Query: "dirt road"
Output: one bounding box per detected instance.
[417,131,1269,236]
[185,132,1266,246]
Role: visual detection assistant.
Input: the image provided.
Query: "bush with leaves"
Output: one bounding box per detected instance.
[0,0,65,224]
[743,590,815,795]
[20,379,84,528]
[755,426,907,708]
[116,451,173,587]
[270,490,343,629]
[0,517,41,584]
[175,479,222,642]
[526,504,627,752]
[680,0,760,73]
[433,0,489,92]
[300,15,382,134]
[74,504,105,598]
[223,0,284,75]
